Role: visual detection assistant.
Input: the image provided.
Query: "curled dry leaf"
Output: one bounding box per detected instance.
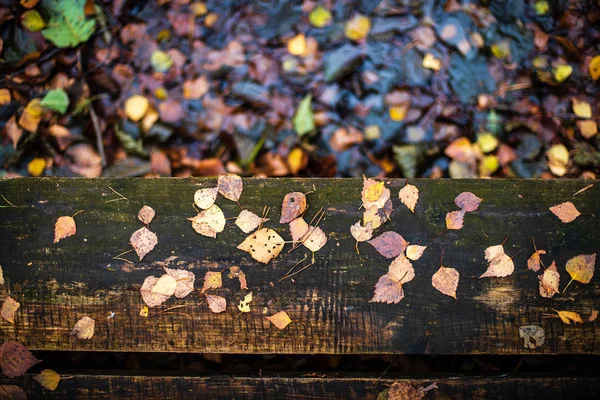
[217,173,243,202]
[303,226,327,252]
[527,249,546,272]
[205,294,227,313]
[1,296,20,324]
[362,178,390,209]
[370,255,414,304]
[130,226,158,260]
[539,261,560,298]
[266,311,292,330]
[235,210,266,233]
[455,192,482,212]
[555,310,583,325]
[228,266,248,290]
[480,244,514,278]
[164,268,195,298]
[0,341,41,378]
[280,192,307,224]
[237,228,285,264]
[0,265,4,285]
[194,187,218,210]
[54,216,76,243]
[137,205,155,225]
[589,310,598,322]
[398,183,419,213]
[550,201,581,223]
[34,369,61,391]
[202,271,223,292]
[519,325,545,349]
[432,266,459,299]
[140,275,176,307]
[188,204,226,238]
[238,292,253,313]
[289,217,310,242]
[368,231,408,259]
[445,210,464,230]
[566,253,596,284]
[70,316,95,340]
[406,245,427,261]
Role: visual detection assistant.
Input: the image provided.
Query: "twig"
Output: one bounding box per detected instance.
[150,304,189,317]
[106,186,128,203]
[89,103,107,167]
[573,184,593,197]
[72,210,85,218]
[0,194,18,208]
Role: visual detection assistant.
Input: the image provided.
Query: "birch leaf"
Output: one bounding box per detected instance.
[528,250,546,272]
[140,276,171,307]
[130,226,158,260]
[1,296,20,324]
[267,311,292,330]
[70,316,95,340]
[238,292,253,313]
[454,192,482,212]
[137,205,155,225]
[289,217,310,242]
[194,187,218,209]
[539,261,560,298]
[237,228,285,264]
[370,255,414,304]
[217,173,243,202]
[202,271,222,292]
[519,325,545,349]
[398,184,419,212]
[406,245,427,261]
[205,294,227,313]
[431,266,459,299]
[555,310,584,325]
[54,216,76,243]
[34,369,61,391]
[303,227,327,252]
[188,205,226,238]
[351,222,373,242]
[368,231,408,259]
[445,210,464,230]
[550,201,581,223]
[280,192,307,224]
[480,244,514,278]
[235,210,266,233]
[228,266,248,290]
[0,341,40,378]
[566,253,596,284]
[164,268,195,298]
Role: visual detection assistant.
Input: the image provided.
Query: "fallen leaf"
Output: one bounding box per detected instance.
[406,245,427,261]
[528,250,547,272]
[130,226,158,260]
[385,381,438,400]
[54,216,76,243]
[389,104,408,122]
[309,5,332,28]
[280,192,307,224]
[124,95,149,122]
[202,271,223,292]
[398,184,419,212]
[589,310,598,322]
[34,369,61,391]
[303,227,327,252]
[572,98,592,119]
[3,116,23,149]
[345,14,371,41]
[423,53,442,71]
[0,88,10,105]
[368,231,408,259]
[555,310,583,325]
[217,173,243,202]
[0,385,26,399]
[519,325,545,349]
[445,210,464,230]
[550,202,581,223]
[183,76,209,100]
[164,268,195,298]
[28,157,46,177]
[0,265,4,285]
[21,0,40,8]
[238,292,253,313]
[41,88,69,115]
[363,205,383,229]
[362,178,390,209]
[566,253,596,284]
[351,222,373,254]
[137,205,155,225]
[454,192,482,212]
[237,228,285,264]
[577,119,598,139]
[140,276,170,307]
[235,210,266,233]
[287,33,306,56]
[553,64,572,82]
[188,204,226,238]
[194,187,218,209]
[0,341,40,378]
[289,217,310,242]
[267,311,292,330]
[590,55,600,80]
[140,306,149,317]
[18,99,42,132]
[205,294,227,313]
[480,243,514,278]
[370,255,414,304]
[294,94,315,137]
[70,316,95,340]
[547,144,569,177]
[151,50,173,72]
[432,266,459,299]
[228,266,248,290]
[1,296,20,324]
[539,261,560,298]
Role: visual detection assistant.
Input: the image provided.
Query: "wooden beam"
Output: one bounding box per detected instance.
[1,373,598,399]
[0,178,598,354]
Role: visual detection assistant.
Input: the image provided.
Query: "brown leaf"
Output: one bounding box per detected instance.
[519,325,545,349]
[555,310,583,325]
[237,228,285,264]
[66,144,102,178]
[158,100,185,124]
[34,369,61,391]
[280,192,307,224]
[188,205,225,238]
[164,267,195,298]
[527,250,546,272]
[137,205,155,225]
[0,385,26,399]
[235,210,266,233]
[589,310,598,322]
[183,76,209,100]
[70,316,95,340]
[202,271,222,292]
[194,187,218,209]
[303,226,327,253]
[431,266,459,299]
[54,216,76,243]
[266,311,292,330]
[238,292,253,313]
[454,192,482,212]
[538,261,560,298]
[0,265,4,285]
[228,266,248,290]
[18,99,42,132]
[0,341,40,378]
[1,296,20,324]
[289,217,309,242]
[566,253,596,284]
[205,294,227,313]
[445,210,464,230]
[480,244,514,278]
[398,183,419,212]
[130,226,158,260]
[217,173,243,202]
[3,116,23,150]
[368,231,408,259]
[140,276,171,307]
[370,255,414,304]
[406,245,427,261]
[549,201,582,223]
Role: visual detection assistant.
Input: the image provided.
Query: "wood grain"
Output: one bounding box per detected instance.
[0,178,598,354]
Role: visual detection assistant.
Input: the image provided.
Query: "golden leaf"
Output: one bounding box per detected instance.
[70,316,95,340]
[237,228,285,264]
[238,292,253,313]
[54,216,76,243]
[266,311,292,330]
[34,369,61,391]
[202,271,222,292]
[555,310,583,325]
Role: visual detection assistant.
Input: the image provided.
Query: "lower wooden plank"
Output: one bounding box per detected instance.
[1,373,598,399]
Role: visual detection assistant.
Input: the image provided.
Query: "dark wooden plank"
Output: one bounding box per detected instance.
[0,178,598,354]
[2,373,599,399]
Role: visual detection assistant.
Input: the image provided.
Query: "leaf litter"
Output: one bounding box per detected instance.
[34,369,61,391]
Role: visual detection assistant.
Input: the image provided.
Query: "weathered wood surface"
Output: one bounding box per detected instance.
[0,178,598,354]
[1,373,598,399]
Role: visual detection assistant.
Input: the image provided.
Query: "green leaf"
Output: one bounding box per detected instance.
[22,10,45,32]
[151,50,173,73]
[293,95,315,137]
[40,89,69,114]
[41,0,95,48]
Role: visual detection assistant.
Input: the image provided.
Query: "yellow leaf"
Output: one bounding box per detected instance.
[422,53,442,71]
[191,2,208,16]
[344,14,371,41]
[553,64,572,82]
[534,1,549,15]
[479,155,499,177]
[0,88,10,105]
[364,125,381,140]
[362,179,385,202]
[566,254,596,284]
[155,87,168,101]
[238,292,252,313]
[287,147,305,175]
[491,40,510,59]
[124,95,149,122]
[202,271,223,292]
[589,55,600,80]
[547,144,569,177]
[555,310,583,325]
[389,105,408,121]
[151,50,173,73]
[576,119,597,139]
[477,133,499,153]
[266,311,292,329]
[19,99,42,132]
[204,12,219,28]
[28,157,46,177]
[572,98,592,118]
[309,5,332,28]
[140,306,149,317]
[287,33,306,56]
[34,369,60,391]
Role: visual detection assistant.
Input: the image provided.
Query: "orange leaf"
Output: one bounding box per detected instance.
[527,250,546,272]
[555,310,583,325]
[398,183,419,212]
[54,216,76,243]
[237,228,285,264]
[454,192,482,212]
[280,192,307,224]
[445,210,464,230]
[266,311,292,329]
[34,369,61,391]
[217,173,243,202]
[202,271,223,292]
[1,296,20,324]
[70,316,95,340]
[589,310,598,322]
[137,205,155,225]
[0,341,40,378]
[538,261,560,298]
[431,266,459,299]
[368,231,408,259]
[130,226,158,260]
[205,294,227,313]
[183,76,209,100]
[549,201,581,223]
